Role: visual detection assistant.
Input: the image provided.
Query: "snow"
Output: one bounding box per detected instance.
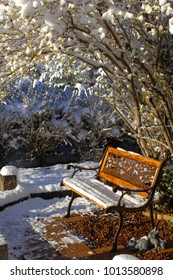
[0,164,69,207]
[112,254,140,260]
[0,162,99,259]
[0,165,18,176]
[0,233,7,245]
[0,161,149,260]
[124,12,134,19]
[0,163,169,261]
[169,17,173,34]
[166,6,173,16]
[159,0,167,6]
[63,177,146,209]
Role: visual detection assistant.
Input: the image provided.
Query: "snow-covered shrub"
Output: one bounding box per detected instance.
[1,79,69,165]
[64,89,121,160]
[1,78,122,166]
[36,56,98,88]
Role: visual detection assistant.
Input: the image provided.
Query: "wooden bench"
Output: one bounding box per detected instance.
[62,147,166,251]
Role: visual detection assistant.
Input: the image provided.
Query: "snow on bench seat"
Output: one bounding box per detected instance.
[63,178,146,209]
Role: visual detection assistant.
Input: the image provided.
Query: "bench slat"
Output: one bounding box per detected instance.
[99,172,151,197]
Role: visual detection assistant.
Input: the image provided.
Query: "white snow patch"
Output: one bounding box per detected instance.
[0,233,7,245]
[60,235,84,244]
[112,254,140,260]
[0,165,18,176]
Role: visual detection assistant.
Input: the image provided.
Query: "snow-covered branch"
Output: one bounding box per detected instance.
[0,0,173,157]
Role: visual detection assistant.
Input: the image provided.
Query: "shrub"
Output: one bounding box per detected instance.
[0,78,122,166]
[155,164,173,213]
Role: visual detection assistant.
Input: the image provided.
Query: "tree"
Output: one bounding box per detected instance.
[0,0,173,158]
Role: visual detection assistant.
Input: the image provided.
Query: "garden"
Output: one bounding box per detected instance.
[0,0,173,260]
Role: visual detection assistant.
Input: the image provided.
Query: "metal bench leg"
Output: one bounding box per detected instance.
[149,202,155,228]
[110,211,123,252]
[65,191,78,218]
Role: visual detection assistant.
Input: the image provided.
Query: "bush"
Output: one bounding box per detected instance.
[155,164,173,213]
[0,78,122,166]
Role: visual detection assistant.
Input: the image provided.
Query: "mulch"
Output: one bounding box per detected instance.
[63,211,173,260]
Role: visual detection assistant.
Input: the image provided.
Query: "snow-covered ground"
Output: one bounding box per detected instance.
[0,163,99,259]
[0,162,144,260]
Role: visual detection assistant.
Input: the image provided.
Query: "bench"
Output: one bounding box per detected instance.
[62,147,166,251]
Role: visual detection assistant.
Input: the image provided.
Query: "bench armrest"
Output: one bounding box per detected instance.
[67,163,100,177]
[113,185,152,195]
[115,187,151,207]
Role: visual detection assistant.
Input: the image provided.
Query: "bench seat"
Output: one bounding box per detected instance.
[63,177,146,209]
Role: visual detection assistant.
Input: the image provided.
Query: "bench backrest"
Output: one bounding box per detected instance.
[97,147,165,197]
